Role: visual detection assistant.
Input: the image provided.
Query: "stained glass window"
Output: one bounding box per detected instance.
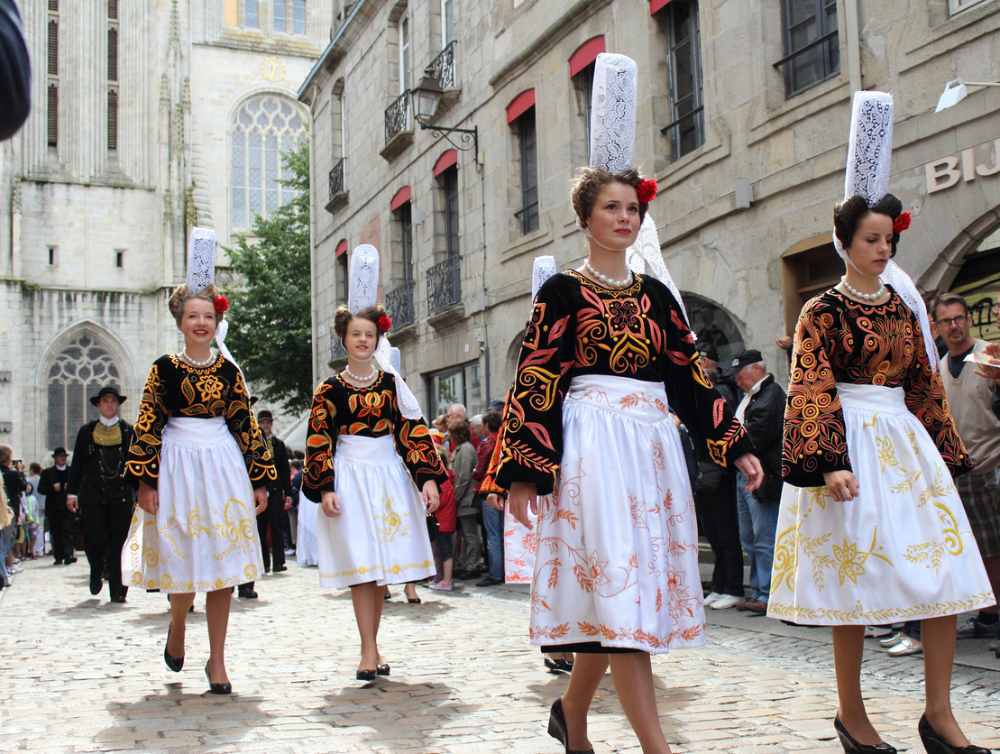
[47,335,120,451]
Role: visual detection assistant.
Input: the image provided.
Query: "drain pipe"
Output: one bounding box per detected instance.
[844,0,862,94]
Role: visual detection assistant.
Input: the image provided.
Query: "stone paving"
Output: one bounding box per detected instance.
[1,558,998,754]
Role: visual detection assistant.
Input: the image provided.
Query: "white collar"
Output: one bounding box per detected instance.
[99,415,120,427]
[56,464,67,470]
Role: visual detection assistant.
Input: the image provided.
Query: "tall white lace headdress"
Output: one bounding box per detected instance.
[186,227,247,384]
[836,92,938,371]
[587,53,690,325]
[345,244,424,420]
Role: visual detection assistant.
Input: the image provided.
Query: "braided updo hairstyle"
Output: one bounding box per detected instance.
[333,303,388,344]
[570,166,649,230]
[168,283,224,326]
[833,193,904,258]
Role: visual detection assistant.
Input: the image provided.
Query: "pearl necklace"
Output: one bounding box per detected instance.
[841,276,885,303]
[584,261,632,289]
[344,365,378,384]
[180,349,215,368]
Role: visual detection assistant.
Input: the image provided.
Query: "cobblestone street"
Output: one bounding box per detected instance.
[1,557,998,754]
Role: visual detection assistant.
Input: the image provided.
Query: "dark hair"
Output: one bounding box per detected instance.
[482,409,502,433]
[29,462,43,474]
[333,303,388,342]
[290,459,303,471]
[168,283,224,327]
[571,166,649,229]
[447,416,471,446]
[833,193,903,258]
[932,292,970,319]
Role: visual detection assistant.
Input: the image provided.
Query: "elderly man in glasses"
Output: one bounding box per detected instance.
[931,292,1000,655]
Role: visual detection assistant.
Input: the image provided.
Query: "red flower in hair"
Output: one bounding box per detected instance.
[893,211,911,234]
[214,296,229,313]
[377,315,392,333]
[636,178,658,204]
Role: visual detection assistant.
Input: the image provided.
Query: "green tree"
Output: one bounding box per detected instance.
[224,139,313,413]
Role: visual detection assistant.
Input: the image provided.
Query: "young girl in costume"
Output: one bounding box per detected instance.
[767,92,994,754]
[124,228,273,694]
[302,245,445,681]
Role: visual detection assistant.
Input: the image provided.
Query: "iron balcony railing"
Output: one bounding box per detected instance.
[428,40,456,90]
[385,90,411,145]
[330,333,348,362]
[426,255,461,314]
[385,279,416,330]
[328,157,345,200]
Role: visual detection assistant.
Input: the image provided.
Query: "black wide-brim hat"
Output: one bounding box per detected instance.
[89,385,127,407]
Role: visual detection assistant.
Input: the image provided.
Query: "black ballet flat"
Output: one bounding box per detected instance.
[556,659,574,672]
[547,698,595,754]
[376,664,390,676]
[834,715,896,753]
[918,714,991,754]
[163,626,184,673]
[544,658,564,673]
[356,668,377,681]
[205,664,232,695]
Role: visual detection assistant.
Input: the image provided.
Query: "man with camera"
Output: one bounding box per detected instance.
[724,349,786,614]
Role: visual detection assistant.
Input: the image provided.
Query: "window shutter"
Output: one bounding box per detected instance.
[108,28,118,81]
[108,90,118,151]
[48,20,58,76]
[47,86,58,147]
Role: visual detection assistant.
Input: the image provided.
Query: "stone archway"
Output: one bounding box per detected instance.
[681,295,745,365]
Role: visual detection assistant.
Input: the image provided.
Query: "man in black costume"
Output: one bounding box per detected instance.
[66,386,135,602]
[39,447,75,565]
[238,409,291,599]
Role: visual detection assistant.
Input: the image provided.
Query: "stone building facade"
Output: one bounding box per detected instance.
[0,0,331,462]
[299,0,1000,418]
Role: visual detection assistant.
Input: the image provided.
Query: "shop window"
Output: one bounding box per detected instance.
[428,361,481,420]
[776,0,839,99]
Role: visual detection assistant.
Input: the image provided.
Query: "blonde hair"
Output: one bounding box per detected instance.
[168,283,224,327]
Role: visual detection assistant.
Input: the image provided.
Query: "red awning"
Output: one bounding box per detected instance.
[506,89,536,124]
[335,239,348,257]
[649,0,674,13]
[569,36,605,78]
[390,185,412,211]
[433,149,458,177]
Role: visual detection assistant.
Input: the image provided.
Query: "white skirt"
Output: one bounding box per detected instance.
[528,375,704,653]
[504,504,539,584]
[767,383,995,625]
[296,495,319,567]
[316,435,436,588]
[123,417,264,593]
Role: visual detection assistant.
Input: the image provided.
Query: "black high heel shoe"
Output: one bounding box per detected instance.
[834,715,897,753]
[547,698,595,754]
[356,668,376,681]
[163,626,183,673]
[205,664,232,695]
[376,664,390,677]
[918,714,991,754]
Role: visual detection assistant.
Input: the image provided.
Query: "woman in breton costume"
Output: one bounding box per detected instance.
[123,228,273,695]
[766,93,994,754]
[302,245,445,682]
[490,53,763,754]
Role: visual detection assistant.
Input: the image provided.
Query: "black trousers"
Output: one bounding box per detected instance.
[694,475,744,597]
[81,502,132,598]
[47,507,75,562]
[256,491,285,572]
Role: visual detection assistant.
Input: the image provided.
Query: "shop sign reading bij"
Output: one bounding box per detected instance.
[925,138,1000,193]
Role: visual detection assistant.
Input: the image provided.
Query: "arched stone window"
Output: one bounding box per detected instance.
[231,95,307,230]
[47,334,121,451]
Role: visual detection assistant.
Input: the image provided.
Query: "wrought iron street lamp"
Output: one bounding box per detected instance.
[410,67,480,165]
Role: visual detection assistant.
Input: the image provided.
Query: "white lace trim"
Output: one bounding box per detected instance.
[589,53,637,175]
[628,213,691,330]
[532,256,557,301]
[186,227,216,294]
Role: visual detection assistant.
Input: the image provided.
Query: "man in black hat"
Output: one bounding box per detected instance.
[238,409,291,599]
[722,349,787,614]
[692,342,745,611]
[38,447,75,566]
[65,386,135,602]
